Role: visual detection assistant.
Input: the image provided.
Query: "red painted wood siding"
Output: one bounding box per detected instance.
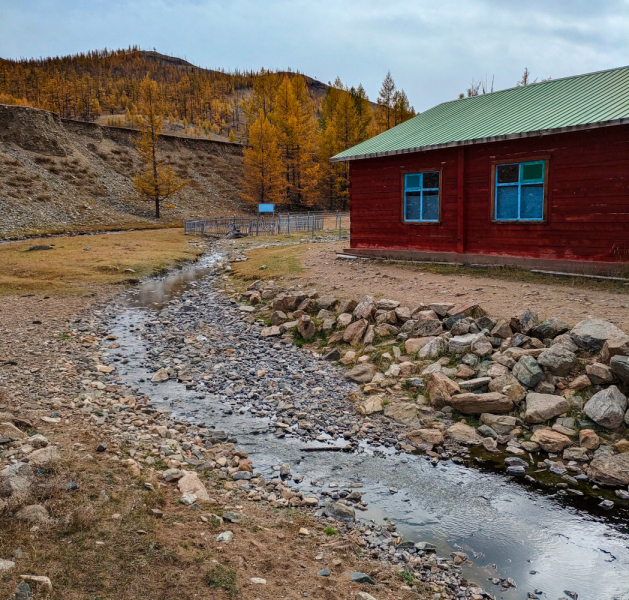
[349,124,629,263]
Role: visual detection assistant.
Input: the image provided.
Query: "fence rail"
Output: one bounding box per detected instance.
[184,211,349,238]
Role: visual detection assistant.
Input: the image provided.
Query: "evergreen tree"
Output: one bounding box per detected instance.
[133,76,188,218]
[376,71,396,131]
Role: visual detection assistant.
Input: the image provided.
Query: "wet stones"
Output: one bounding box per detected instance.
[530,429,571,452]
[588,453,629,486]
[524,393,570,423]
[480,414,517,435]
[583,386,628,429]
[446,422,482,445]
[323,501,355,520]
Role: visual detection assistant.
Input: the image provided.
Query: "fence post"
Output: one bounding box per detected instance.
[287,213,290,235]
[312,213,315,238]
[339,214,342,239]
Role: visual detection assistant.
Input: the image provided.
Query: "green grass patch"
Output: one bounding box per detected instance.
[205,564,238,595]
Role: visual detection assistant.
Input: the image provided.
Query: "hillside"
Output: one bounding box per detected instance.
[0,104,245,238]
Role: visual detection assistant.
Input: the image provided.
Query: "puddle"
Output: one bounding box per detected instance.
[103,254,629,600]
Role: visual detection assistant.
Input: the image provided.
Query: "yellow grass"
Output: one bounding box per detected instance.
[0,228,201,295]
[230,243,308,281]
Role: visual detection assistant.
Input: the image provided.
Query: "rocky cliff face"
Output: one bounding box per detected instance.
[0,105,245,237]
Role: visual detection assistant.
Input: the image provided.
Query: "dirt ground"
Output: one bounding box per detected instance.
[284,241,629,332]
[0,241,426,600]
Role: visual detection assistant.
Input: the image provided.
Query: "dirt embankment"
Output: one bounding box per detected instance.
[0,104,247,237]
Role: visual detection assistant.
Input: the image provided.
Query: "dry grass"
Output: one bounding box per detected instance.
[230,243,308,281]
[0,228,201,295]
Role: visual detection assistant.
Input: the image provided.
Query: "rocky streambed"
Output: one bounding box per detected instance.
[67,248,629,600]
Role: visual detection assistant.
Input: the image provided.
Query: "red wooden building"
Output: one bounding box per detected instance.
[332,67,629,274]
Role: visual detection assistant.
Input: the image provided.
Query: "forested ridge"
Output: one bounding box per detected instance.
[0,47,417,210]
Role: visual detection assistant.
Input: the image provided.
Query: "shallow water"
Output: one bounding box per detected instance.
[103,256,629,600]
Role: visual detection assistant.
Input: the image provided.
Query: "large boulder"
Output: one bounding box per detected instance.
[344,363,377,383]
[584,386,628,430]
[0,422,26,441]
[404,336,435,354]
[323,501,355,520]
[376,298,400,310]
[343,319,368,345]
[419,337,447,359]
[610,355,629,384]
[530,429,572,452]
[406,428,445,447]
[448,392,513,415]
[357,395,384,415]
[297,315,316,340]
[571,318,627,350]
[480,414,517,435]
[510,309,539,335]
[512,355,544,387]
[414,320,443,337]
[178,472,211,502]
[338,298,358,314]
[316,295,338,310]
[384,402,423,427]
[353,296,376,320]
[425,372,460,407]
[471,335,493,357]
[530,318,569,340]
[586,363,616,385]
[448,333,478,354]
[588,453,629,486]
[447,422,482,445]
[524,393,570,423]
[537,346,577,376]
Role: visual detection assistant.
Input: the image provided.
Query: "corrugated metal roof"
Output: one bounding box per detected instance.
[331,66,629,162]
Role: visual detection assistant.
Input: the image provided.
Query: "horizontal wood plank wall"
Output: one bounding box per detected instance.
[349,124,629,263]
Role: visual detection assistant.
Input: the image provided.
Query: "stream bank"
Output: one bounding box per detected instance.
[92,249,629,600]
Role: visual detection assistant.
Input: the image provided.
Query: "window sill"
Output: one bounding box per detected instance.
[403,220,442,225]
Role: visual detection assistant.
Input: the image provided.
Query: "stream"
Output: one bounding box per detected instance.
[102,253,629,600]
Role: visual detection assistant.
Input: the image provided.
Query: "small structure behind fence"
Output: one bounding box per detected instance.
[184,211,349,238]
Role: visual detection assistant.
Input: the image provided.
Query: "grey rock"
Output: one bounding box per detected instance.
[524,393,570,423]
[584,386,628,429]
[589,453,629,486]
[480,414,517,434]
[353,296,376,320]
[513,355,544,388]
[610,355,629,384]
[537,346,577,376]
[351,572,375,584]
[571,318,627,350]
[586,362,616,385]
[459,377,492,391]
[530,318,570,340]
[448,333,478,354]
[510,309,539,335]
[323,501,355,520]
[15,504,49,523]
[344,363,376,383]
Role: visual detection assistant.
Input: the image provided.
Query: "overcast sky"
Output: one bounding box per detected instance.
[1,0,628,111]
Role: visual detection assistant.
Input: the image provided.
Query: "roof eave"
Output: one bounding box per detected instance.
[329,117,629,163]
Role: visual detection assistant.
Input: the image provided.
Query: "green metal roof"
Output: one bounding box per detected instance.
[331,65,629,162]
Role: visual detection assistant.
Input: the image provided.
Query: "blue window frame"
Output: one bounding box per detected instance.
[494,161,546,221]
[403,171,440,223]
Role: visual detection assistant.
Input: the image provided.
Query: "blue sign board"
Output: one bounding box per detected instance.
[258,203,275,213]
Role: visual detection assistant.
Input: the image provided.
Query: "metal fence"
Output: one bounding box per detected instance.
[184,211,349,238]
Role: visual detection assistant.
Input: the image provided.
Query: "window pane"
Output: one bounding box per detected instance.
[405,191,422,220]
[521,162,544,182]
[405,174,420,189]
[521,185,544,219]
[423,193,439,221]
[497,164,519,184]
[423,171,439,189]
[496,185,519,220]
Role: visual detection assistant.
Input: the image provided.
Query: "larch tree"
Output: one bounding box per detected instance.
[133,75,188,218]
[240,113,285,206]
[376,71,396,132]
